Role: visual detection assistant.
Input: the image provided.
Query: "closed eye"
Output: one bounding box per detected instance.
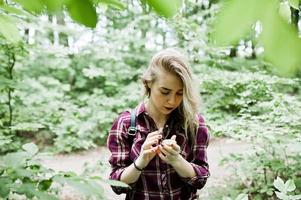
[161,91,170,95]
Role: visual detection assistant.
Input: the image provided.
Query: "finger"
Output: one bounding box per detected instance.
[147,134,162,141]
[143,148,156,155]
[171,143,181,152]
[146,130,162,139]
[143,139,159,149]
[160,145,171,157]
[162,144,179,156]
[157,152,167,162]
[171,135,176,140]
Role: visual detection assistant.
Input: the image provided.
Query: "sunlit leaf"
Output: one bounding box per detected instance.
[42,0,66,12]
[0,75,17,91]
[0,4,33,18]
[285,179,296,192]
[12,0,44,14]
[288,0,299,9]
[67,0,97,28]
[292,195,301,200]
[274,177,286,193]
[96,0,126,10]
[2,152,29,168]
[279,2,291,22]
[0,14,21,43]
[275,191,289,200]
[260,9,301,76]
[11,122,44,132]
[33,191,59,200]
[145,0,182,18]
[235,193,248,200]
[22,142,39,156]
[211,0,270,45]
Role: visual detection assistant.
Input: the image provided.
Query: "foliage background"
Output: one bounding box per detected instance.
[0,0,300,199]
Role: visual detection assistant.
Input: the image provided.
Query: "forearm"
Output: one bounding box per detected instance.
[172,156,196,178]
[120,157,144,184]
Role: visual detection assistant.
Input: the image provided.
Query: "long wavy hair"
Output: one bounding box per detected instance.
[141,48,200,143]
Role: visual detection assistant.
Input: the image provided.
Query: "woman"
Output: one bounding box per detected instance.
[107,48,210,200]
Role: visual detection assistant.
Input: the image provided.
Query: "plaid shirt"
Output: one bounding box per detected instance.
[107,103,210,200]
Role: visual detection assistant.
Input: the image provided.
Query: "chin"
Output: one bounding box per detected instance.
[162,108,174,115]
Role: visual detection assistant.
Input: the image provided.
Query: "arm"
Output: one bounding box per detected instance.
[180,115,210,189]
[107,112,163,193]
[107,112,135,194]
[158,115,210,189]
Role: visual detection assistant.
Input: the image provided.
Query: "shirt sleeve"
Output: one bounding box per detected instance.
[180,114,210,189]
[107,111,135,194]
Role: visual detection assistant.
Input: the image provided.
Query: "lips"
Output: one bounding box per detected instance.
[164,106,173,111]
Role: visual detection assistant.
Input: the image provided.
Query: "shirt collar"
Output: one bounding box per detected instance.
[135,102,147,117]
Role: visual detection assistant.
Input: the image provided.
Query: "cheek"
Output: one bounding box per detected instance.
[177,96,183,104]
[152,91,165,103]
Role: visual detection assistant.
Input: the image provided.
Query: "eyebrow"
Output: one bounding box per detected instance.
[160,87,183,92]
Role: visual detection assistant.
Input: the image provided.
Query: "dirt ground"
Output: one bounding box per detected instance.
[41,138,251,200]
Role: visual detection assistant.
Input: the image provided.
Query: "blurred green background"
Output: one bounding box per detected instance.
[0,0,300,199]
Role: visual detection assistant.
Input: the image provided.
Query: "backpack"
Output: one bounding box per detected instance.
[127,108,137,146]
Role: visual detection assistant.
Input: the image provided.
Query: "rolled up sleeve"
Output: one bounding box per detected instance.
[107,112,134,194]
[181,114,210,189]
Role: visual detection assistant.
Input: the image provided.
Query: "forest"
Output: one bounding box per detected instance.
[0,0,300,199]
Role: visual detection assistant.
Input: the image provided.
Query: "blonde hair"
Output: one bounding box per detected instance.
[141,48,200,143]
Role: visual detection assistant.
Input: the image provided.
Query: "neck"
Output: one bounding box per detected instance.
[145,101,168,128]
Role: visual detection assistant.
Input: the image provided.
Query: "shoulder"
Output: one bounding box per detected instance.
[111,111,132,130]
[196,113,206,126]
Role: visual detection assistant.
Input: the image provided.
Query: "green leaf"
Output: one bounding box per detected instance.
[211,0,270,46]
[2,152,29,168]
[14,168,34,178]
[11,122,44,132]
[145,0,182,18]
[0,177,11,198]
[288,0,299,9]
[0,14,21,43]
[38,179,53,191]
[274,177,286,193]
[96,0,126,10]
[285,179,296,192]
[22,142,39,156]
[279,2,291,22]
[275,191,289,200]
[14,183,36,199]
[42,0,66,12]
[235,193,248,200]
[0,4,33,18]
[64,178,102,197]
[33,191,59,200]
[102,179,129,187]
[292,195,301,200]
[12,0,44,14]
[260,8,301,76]
[67,0,97,28]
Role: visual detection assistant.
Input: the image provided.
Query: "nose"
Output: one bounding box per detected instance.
[167,94,178,106]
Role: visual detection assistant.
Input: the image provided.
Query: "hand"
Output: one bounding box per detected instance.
[158,135,181,165]
[135,128,162,169]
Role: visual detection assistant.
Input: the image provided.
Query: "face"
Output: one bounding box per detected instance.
[148,68,183,116]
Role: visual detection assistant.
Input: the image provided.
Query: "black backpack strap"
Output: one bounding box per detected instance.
[128,108,137,145]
